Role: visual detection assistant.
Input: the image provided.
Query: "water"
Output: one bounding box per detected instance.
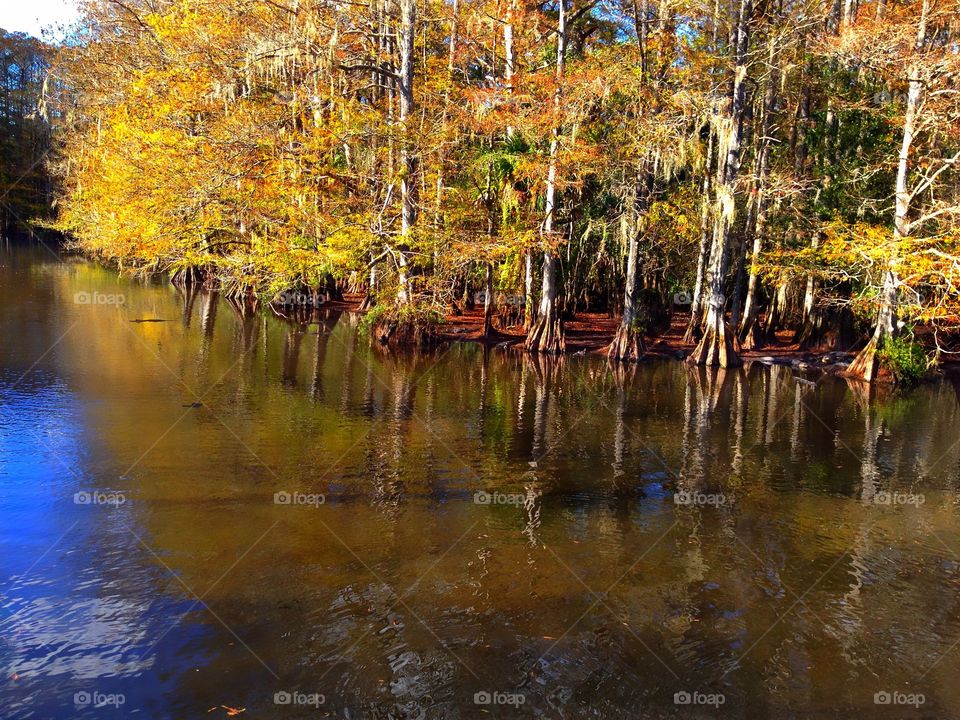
[2,244,960,718]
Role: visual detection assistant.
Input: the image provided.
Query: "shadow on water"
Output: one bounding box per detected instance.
[3,245,960,718]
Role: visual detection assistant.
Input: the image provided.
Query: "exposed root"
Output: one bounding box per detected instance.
[372,317,441,349]
[524,312,565,355]
[687,320,741,367]
[359,293,376,311]
[796,307,858,353]
[845,333,893,383]
[171,265,210,289]
[482,314,500,341]
[606,323,646,363]
[682,310,703,345]
[739,317,767,350]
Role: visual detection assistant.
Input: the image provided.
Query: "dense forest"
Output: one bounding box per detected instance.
[0,30,52,235]
[3,0,960,382]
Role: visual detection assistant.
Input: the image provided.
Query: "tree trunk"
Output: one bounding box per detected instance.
[523,250,536,330]
[847,2,926,381]
[504,0,515,140]
[434,0,458,226]
[525,0,567,354]
[683,126,714,344]
[483,262,496,338]
[794,233,824,347]
[608,169,650,362]
[526,254,566,354]
[739,36,779,349]
[506,3,533,333]
[360,255,377,310]
[689,0,750,368]
[396,0,416,305]
[761,278,789,340]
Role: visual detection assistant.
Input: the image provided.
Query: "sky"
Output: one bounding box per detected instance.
[0,0,81,39]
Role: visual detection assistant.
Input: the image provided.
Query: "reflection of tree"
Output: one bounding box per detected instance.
[230,303,259,353]
[516,353,565,558]
[281,324,305,387]
[177,283,199,327]
[363,354,419,511]
[35,256,960,715]
[361,340,378,418]
[338,313,360,414]
[763,365,782,446]
[478,344,490,418]
[679,366,737,491]
[852,387,884,504]
[517,350,529,427]
[609,362,636,488]
[526,353,562,460]
[310,310,341,400]
[195,290,220,381]
[199,290,218,339]
[522,471,542,549]
[789,377,805,461]
[731,369,749,476]
[532,356,549,459]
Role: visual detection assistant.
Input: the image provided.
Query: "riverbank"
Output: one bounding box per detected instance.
[323,293,960,379]
[330,294,849,368]
[434,305,805,360]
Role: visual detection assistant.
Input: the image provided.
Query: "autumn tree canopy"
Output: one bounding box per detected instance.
[32,0,960,381]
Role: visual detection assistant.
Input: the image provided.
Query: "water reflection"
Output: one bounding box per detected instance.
[2,245,960,718]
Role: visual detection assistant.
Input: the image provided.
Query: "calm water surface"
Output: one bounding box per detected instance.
[2,245,960,718]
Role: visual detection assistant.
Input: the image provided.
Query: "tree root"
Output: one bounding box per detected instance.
[524,312,565,355]
[687,320,741,367]
[359,293,376,311]
[372,317,441,349]
[739,321,767,350]
[606,323,646,363]
[682,311,703,344]
[845,333,893,383]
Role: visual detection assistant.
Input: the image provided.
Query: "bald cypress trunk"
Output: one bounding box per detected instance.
[739,33,779,350]
[684,126,714,345]
[525,0,567,354]
[396,0,416,305]
[608,166,653,362]
[689,0,750,367]
[847,0,927,382]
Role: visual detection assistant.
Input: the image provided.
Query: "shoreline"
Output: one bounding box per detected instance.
[29,244,953,376]
[322,293,958,377]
